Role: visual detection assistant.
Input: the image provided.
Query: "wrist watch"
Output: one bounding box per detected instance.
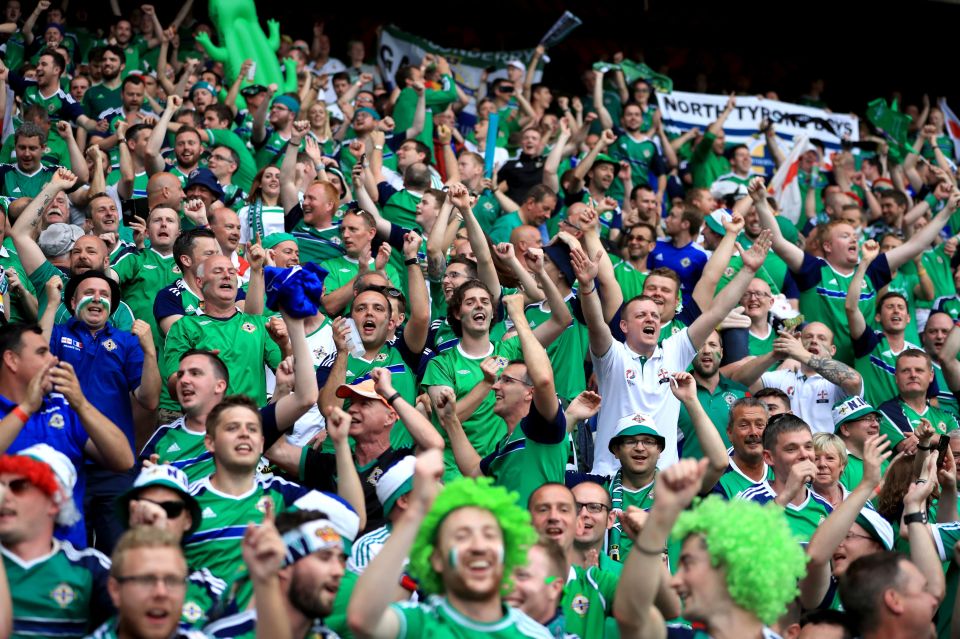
[903,510,928,526]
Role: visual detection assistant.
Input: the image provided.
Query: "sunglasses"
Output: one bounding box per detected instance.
[141,499,186,519]
[2,478,33,495]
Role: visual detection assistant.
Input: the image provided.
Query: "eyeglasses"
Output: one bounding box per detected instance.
[742,291,771,299]
[854,415,881,425]
[843,531,875,542]
[498,374,533,387]
[619,437,660,449]
[576,502,609,514]
[115,574,187,590]
[1,478,33,495]
[141,499,186,519]
[209,154,234,163]
[560,218,583,232]
[442,270,467,281]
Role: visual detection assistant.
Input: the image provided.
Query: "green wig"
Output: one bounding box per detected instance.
[672,495,807,625]
[408,477,536,596]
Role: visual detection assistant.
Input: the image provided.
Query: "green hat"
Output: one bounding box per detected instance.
[704,208,732,235]
[189,81,216,97]
[262,232,297,250]
[376,455,416,516]
[609,411,665,452]
[854,507,894,550]
[833,396,880,431]
[593,153,618,169]
[116,465,202,535]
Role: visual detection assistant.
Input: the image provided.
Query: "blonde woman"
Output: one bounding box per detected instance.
[306,101,339,157]
[238,165,285,246]
[813,432,848,507]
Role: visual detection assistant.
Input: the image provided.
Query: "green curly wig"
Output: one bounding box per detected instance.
[409,477,537,596]
[672,495,807,625]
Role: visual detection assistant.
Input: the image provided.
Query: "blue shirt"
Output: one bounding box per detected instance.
[0,392,90,547]
[647,240,708,304]
[50,319,143,449]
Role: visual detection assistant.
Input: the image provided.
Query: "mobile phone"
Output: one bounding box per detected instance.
[938,435,952,470]
[122,198,149,226]
[359,153,366,166]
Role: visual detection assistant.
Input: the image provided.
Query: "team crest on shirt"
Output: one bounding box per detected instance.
[242,323,256,333]
[182,601,204,623]
[786,386,795,396]
[570,594,590,616]
[723,267,735,278]
[50,583,75,608]
[724,393,736,406]
[625,369,636,385]
[368,468,383,486]
[49,413,65,429]
[494,356,509,369]
[313,346,329,360]
[680,257,691,268]
[374,353,388,363]
[173,266,181,273]
[102,339,117,352]
[256,496,271,513]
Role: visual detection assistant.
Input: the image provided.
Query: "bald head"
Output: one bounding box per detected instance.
[147,172,185,210]
[69,234,109,274]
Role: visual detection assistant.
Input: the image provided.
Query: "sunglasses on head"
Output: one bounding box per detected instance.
[142,499,186,519]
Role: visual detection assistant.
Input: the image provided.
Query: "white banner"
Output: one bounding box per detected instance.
[656,91,859,174]
[377,26,542,108]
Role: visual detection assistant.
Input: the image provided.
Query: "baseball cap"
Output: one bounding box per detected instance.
[506,60,526,73]
[185,167,226,201]
[262,233,297,250]
[832,396,881,432]
[855,507,894,550]
[376,455,416,516]
[240,84,268,98]
[189,81,215,98]
[116,464,202,534]
[704,208,732,236]
[38,223,84,258]
[336,379,390,408]
[608,412,665,452]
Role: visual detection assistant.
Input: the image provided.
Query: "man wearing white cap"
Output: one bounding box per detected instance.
[0,444,115,638]
[832,396,889,491]
[204,510,349,639]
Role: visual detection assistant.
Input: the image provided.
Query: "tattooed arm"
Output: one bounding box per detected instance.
[11,169,80,277]
[777,329,863,396]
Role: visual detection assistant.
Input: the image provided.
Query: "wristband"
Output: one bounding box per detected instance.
[374,145,384,150]
[11,406,29,423]
[580,286,596,296]
[633,543,667,556]
[903,511,928,526]
[386,392,402,406]
[405,257,419,266]
[917,443,934,451]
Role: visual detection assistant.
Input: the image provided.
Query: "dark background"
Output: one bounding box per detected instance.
[99,0,959,116]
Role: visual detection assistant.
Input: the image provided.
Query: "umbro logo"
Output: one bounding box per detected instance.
[144,265,157,270]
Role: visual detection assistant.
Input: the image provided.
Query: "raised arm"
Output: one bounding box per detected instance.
[318,319,351,418]
[400,231,430,353]
[615,458,708,639]
[571,247,613,357]
[670,372,729,491]
[347,450,444,639]
[775,328,862,396]
[504,293,558,420]
[279,120,308,212]
[748,177,805,272]
[371,368,443,452]
[592,69,614,130]
[542,119,571,194]
[252,84,278,147]
[687,230,773,349]
[225,59,253,116]
[323,406,367,531]
[527,251,573,349]
[448,183,501,301]
[426,195,456,282]
[404,81,426,140]
[145,95,181,175]
[887,190,960,271]
[435,387,482,478]
[846,240,879,342]
[273,313,319,428]
[902,455,947,603]
[799,435,890,609]
[692,213,745,311]
[578,209,623,323]
[11,169,77,276]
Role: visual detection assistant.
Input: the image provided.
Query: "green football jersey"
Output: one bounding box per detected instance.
[161,312,283,406]
[838,451,890,493]
[26,259,134,329]
[0,163,56,198]
[319,255,404,315]
[254,130,296,169]
[920,243,955,311]
[481,421,567,508]
[380,189,422,232]
[715,229,793,298]
[87,616,207,639]
[932,522,960,639]
[561,565,618,639]
[677,376,749,460]
[712,459,774,500]
[611,258,647,303]
[607,472,655,563]
[184,475,316,609]
[0,244,38,324]
[853,333,921,408]
[489,211,524,245]
[738,482,832,543]
[422,338,523,479]
[473,190,502,231]
[112,248,181,349]
[391,595,551,639]
[748,326,777,368]
[82,84,121,119]
[204,128,256,192]
[340,344,417,450]
[4,541,113,639]
[879,400,960,448]
[140,417,213,483]
[608,132,659,201]
[292,220,344,265]
[524,299,588,401]
[934,363,960,420]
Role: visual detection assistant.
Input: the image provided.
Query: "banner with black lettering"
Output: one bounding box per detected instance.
[377,25,541,100]
[656,91,859,175]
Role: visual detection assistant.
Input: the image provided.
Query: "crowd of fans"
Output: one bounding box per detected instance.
[0,2,955,639]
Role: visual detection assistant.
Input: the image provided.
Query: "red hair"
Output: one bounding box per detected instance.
[0,455,59,498]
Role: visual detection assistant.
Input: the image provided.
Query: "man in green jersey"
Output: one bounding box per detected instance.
[348,449,551,639]
[677,329,750,459]
[878,349,960,453]
[0,122,65,199]
[291,181,344,265]
[832,397,887,492]
[440,293,566,507]
[162,255,279,406]
[847,240,923,406]
[753,176,958,364]
[423,278,570,479]
[528,482,617,638]
[569,482,620,574]
[81,45,124,117]
[689,94,736,189]
[503,541,571,638]
[184,395,362,609]
[615,458,807,639]
[739,414,834,543]
[711,397,774,500]
[0,445,114,638]
[921,312,960,418]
